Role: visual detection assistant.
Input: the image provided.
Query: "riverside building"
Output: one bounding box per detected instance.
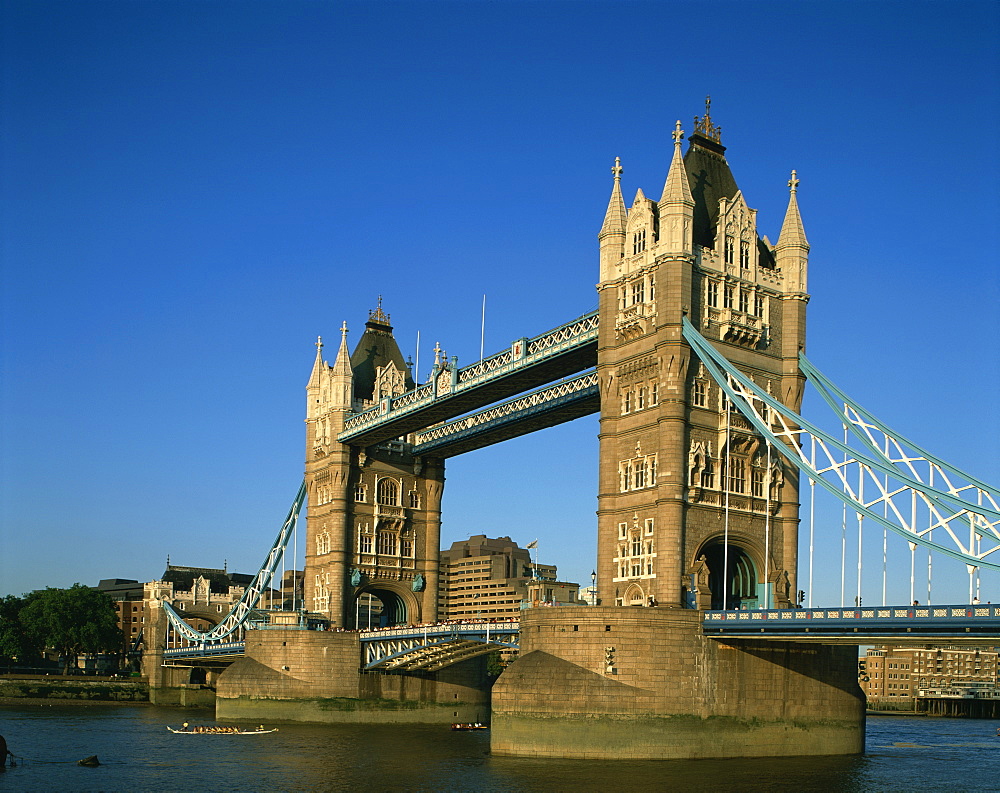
[438,535,580,620]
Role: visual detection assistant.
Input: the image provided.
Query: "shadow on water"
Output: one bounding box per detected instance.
[1,706,998,792]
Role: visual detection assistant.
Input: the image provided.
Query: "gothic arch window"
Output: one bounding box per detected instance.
[725,456,747,494]
[632,228,647,255]
[706,279,719,308]
[376,478,400,506]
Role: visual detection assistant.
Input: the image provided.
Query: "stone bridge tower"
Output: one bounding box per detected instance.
[595,103,810,610]
[304,303,443,628]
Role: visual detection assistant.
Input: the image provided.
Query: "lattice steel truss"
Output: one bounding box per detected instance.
[682,318,1000,572]
[162,481,307,643]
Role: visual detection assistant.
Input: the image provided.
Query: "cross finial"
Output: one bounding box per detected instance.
[433,341,442,366]
[611,156,623,180]
[672,120,684,145]
[340,320,348,339]
[316,335,323,351]
[788,169,800,193]
[705,95,711,117]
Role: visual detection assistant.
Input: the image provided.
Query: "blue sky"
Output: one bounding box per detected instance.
[2,1,998,606]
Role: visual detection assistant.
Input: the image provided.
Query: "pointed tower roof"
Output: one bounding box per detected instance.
[331,321,352,377]
[350,298,415,402]
[599,157,627,237]
[777,170,809,249]
[660,121,693,205]
[306,336,325,389]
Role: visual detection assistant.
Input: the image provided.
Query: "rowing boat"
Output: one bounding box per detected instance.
[167,726,278,734]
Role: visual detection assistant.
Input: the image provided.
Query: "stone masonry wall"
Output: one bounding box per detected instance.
[491,607,864,759]
[215,628,490,724]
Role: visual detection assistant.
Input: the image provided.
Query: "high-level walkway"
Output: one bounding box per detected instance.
[338,311,597,447]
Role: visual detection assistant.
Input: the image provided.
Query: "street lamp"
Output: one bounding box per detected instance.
[591,570,597,606]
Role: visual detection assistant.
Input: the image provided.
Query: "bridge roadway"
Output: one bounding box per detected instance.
[160,604,1000,667]
[338,311,598,448]
[703,603,1000,645]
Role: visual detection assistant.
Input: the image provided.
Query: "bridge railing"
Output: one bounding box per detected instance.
[703,604,1000,637]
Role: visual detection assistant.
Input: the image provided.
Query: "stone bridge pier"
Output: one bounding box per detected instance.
[491,607,864,760]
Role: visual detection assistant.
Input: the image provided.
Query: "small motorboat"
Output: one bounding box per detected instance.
[450,722,489,731]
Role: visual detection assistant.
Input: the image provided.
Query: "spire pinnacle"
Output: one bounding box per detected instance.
[777,169,809,250]
[671,120,684,146]
[369,296,390,325]
[660,121,693,206]
[599,156,628,238]
[693,95,722,143]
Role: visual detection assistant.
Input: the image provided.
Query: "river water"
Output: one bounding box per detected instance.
[1,704,997,792]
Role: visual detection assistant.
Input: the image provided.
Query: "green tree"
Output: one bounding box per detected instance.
[0,594,37,667]
[19,585,122,674]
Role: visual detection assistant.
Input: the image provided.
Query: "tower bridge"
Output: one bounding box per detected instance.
[147,101,1000,761]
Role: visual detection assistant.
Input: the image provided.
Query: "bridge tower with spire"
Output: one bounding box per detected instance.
[492,102,862,760]
[595,99,810,611]
[304,301,444,628]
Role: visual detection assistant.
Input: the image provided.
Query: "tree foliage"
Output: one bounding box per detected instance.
[18,585,122,673]
[0,594,37,665]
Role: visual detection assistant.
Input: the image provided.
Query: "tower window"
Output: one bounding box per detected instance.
[631,279,645,304]
[726,457,746,494]
[723,285,734,309]
[752,467,765,498]
[692,379,707,407]
[740,239,750,268]
[754,295,765,317]
[376,478,400,506]
[408,490,421,509]
[632,229,647,255]
[739,289,749,314]
[724,236,734,265]
[354,484,367,502]
[706,280,719,308]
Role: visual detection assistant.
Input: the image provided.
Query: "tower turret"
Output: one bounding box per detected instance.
[598,157,627,283]
[329,321,353,417]
[657,121,694,255]
[775,170,809,295]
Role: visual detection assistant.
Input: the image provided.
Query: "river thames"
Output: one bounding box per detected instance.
[1,704,998,791]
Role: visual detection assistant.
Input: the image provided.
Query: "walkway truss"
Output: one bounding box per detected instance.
[682,318,1000,578]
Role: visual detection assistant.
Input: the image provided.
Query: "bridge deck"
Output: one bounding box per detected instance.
[703,604,1000,645]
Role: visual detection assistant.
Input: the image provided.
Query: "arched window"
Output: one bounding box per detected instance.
[376,478,400,506]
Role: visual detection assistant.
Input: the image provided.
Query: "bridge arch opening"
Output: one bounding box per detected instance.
[700,540,759,610]
[353,587,411,629]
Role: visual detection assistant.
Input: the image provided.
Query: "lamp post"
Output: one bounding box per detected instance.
[591,570,597,606]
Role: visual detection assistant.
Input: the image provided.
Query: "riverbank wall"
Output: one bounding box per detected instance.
[0,675,148,702]
[215,628,490,724]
